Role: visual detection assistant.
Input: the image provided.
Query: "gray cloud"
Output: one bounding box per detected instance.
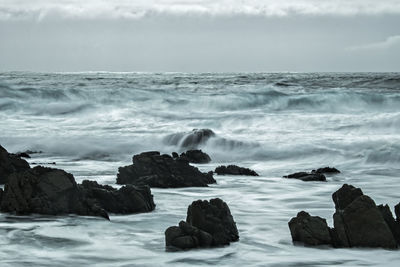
[348,35,400,51]
[1,0,400,20]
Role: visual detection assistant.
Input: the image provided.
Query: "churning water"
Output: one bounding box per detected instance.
[0,72,400,266]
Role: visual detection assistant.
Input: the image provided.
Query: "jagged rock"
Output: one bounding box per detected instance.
[15,152,30,158]
[164,129,216,149]
[179,150,211,163]
[289,184,400,249]
[284,171,326,182]
[313,167,340,174]
[165,198,239,250]
[214,165,258,176]
[165,221,213,250]
[186,198,239,246]
[333,195,397,248]
[288,211,332,246]
[378,204,400,244]
[395,203,400,221]
[0,166,155,219]
[117,151,215,188]
[0,145,30,184]
[79,180,155,214]
[332,184,363,211]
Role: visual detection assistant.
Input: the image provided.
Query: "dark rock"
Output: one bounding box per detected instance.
[117,151,216,188]
[164,129,216,149]
[313,167,340,174]
[79,180,155,214]
[332,184,363,211]
[165,221,213,250]
[214,165,258,176]
[288,211,332,246]
[186,198,239,246]
[179,150,211,164]
[165,198,238,250]
[333,195,397,248]
[16,152,31,158]
[284,171,326,182]
[0,166,105,217]
[0,166,155,219]
[0,145,30,184]
[289,184,400,249]
[172,152,179,158]
[378,204,400,244]
[395,203,400,221]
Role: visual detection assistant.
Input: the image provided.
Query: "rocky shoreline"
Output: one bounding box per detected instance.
[2,143,400,251]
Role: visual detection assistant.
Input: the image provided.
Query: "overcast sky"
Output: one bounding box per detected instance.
[0,0,399,72]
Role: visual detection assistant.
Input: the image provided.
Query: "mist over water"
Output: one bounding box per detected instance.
[1,72,400,266]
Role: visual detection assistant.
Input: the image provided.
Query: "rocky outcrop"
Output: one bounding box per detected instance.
[288,211,332,246]
[0,145,30,184]
[284,171,326,182]
[289,184,399,249]
[165,221,213,249]
[79,180,155,215]
[179,150,211,164]
[164,129,216,149]
[332,184,363,210]
[165,198,239,250]
[214,165,259,176]
[333,194,397,248]
[0,166,155,219]
[313,167,340,174]
[117,151,215,188]
[284,167,340,182]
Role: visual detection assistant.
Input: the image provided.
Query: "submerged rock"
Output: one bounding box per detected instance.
[117,151,215,188]
[164,129,216,149]
[0,145,30,184]
[165,198,239,250]
[179,149,211,163]
[214,165,259,176]
[289,184,400,249]
[313,167,340,174]
[0,166,155,219]
[288,211,332,246]
[284,171,326,182]
[284,167,340,182]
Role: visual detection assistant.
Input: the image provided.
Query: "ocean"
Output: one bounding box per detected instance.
[0,72,400,266]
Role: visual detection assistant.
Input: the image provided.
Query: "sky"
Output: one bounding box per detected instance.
[0,0,399,72]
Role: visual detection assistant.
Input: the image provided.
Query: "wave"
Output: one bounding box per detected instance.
[1,72,400,116]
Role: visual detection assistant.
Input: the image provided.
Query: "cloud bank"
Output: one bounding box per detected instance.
[1,0,400,20]
[348,35,400,51]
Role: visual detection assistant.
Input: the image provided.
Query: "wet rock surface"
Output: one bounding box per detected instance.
[214,165,259,176]
[0,145,30,184]
[165,198,239,250]
[289,184,400,249]
[79,180,155,215]
[313,167,340,174]
[284,167,340,182]
[288,211,332,246]
[117,151,215,188]
[178,149,211,163]
[0,166,155,219]
[284,171,326,182]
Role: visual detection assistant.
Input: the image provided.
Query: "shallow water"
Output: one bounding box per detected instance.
[0,72,400,266]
